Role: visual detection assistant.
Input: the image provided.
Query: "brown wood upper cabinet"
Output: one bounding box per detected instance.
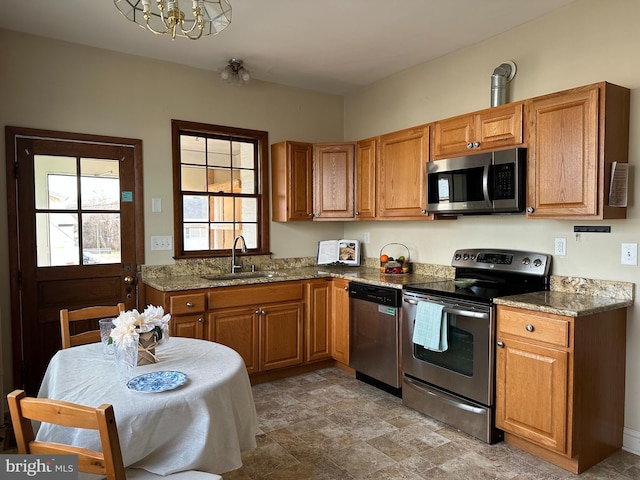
[312,142,356,219]
[432,102,524,159]
[271,141,313,221]
[377,125,432,220]
[354,137,377,219]
[526,82,630,219]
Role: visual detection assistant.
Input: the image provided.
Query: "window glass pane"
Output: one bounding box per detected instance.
[36,212,79,266]
[207,138,231,167]
[180,135,206,165]
[182,166,207,192]
[209,196,235,222]
[234,169,255,194]
[236,142,255,169]
[183,223,209,251]
[183,195,209,221]
[209,223,235,249]
[80,158,120,210]
[238,198,258,222]
[236,224,257,249]
[35,155,77,210]
[207,167,234,193]
[81,213,121,264]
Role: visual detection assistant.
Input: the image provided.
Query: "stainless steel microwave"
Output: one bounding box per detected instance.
[426,148,526,215]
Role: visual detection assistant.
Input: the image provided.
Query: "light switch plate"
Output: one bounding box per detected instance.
[621,243,637,265]
[151,235,172,251]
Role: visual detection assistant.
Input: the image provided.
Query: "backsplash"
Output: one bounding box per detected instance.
[141,257,633,300]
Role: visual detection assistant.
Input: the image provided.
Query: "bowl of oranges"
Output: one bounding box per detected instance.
[379,243,411,274]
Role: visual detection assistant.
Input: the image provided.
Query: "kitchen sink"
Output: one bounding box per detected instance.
[202,271,285,281]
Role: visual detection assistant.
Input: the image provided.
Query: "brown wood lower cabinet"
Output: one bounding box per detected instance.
[330,278,350,365]
[304,279,332,362]
[208,282,304,374]
[145,289,207,340]
[496,305,626,474]
[146,278,351,379]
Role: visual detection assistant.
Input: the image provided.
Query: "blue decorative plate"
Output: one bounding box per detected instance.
[127,371,188,393]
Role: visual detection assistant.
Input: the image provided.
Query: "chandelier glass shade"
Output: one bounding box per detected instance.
[114,0,232,40]
[221,59,251,85]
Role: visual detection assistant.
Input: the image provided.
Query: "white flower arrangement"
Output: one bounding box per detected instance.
[110,305,171,350]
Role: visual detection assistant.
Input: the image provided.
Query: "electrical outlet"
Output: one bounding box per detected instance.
[363,232,370,244]
[554,237,567,256]
[151,235,173,251]
[621,243,637,265]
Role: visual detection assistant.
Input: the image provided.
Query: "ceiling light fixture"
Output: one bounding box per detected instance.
[221,59,251,85]
[114,0,232,40]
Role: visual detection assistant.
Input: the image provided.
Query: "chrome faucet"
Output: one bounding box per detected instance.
[231,235,247,273]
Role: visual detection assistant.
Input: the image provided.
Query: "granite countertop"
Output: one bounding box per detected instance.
[142,262,634,316]
[494,291,633,317]
[142,265,446,292]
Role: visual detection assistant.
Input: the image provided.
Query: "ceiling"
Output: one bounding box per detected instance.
[0,0,576,95]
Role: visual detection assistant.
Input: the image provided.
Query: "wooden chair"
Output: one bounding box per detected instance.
[7,390,222,480]
[60,303,125,349]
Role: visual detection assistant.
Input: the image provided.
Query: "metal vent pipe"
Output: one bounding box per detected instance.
[491,61,516,107]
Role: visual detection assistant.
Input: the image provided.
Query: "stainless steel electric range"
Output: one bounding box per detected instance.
[401,248,551,443]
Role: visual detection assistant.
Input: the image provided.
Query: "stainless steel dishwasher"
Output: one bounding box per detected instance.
[348,282,402,391]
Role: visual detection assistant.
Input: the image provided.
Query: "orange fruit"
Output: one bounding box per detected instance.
[380,254,389,263]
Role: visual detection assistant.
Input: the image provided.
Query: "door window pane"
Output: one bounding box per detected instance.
[82,213,121,264]
[34,155,77,210]
[36,212,79,267]
[80,158,120,210]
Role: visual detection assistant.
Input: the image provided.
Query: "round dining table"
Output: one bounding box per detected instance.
[37,337,258,476]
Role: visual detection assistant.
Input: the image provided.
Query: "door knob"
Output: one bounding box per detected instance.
[123,275,135,285]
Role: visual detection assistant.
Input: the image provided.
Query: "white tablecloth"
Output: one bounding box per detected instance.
[37,338,257,476]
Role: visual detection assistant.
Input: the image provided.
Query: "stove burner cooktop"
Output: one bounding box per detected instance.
[404,248,551,303]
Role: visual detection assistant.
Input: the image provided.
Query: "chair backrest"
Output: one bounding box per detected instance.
[60,303,125,349]
[7,389,126,480]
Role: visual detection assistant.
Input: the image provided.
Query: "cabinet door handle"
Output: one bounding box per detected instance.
[473,141,480,148]
[186,301,193,308]
[421,209,427,214]
[261,309,267,315]
[497,341,504,348]
[344,286,348,291]
[526,206,534,214]
[198,317,204,323]
[526,324,534,332]
[466,142,473,149]
[255,309,261,315]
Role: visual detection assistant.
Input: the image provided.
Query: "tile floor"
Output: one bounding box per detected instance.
[222,368,640,480]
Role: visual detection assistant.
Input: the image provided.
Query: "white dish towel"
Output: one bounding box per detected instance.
[412,301,449,352]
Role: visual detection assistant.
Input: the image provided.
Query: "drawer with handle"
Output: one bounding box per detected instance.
[497,306,570,348]
[169,292,206,314]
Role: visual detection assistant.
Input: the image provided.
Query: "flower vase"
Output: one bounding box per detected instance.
[138,331,158,365]
[114,338,138,383]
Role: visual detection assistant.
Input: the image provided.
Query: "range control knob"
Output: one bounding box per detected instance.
[463,254,470,260]
[533,258,542,267]
[454,253,462,261]
[522,257,531,265]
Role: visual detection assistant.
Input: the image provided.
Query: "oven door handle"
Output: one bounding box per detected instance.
[403,298,489,320]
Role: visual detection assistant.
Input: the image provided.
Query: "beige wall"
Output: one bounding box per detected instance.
[1,0,639,450]
[343,0,640,440]
[0,28,344,402]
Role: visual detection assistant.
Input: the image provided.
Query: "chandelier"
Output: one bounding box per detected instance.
[114,0,232,40]
[221,59,251,85]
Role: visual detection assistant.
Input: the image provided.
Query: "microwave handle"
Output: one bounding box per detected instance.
[482,162,491,202]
